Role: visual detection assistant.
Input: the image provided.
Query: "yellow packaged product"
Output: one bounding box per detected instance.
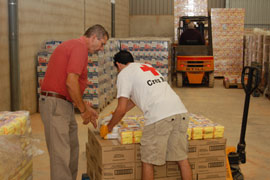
[213,124,225,138]
[118,128,133,144]
[132,127,143,143]
[11,119,21,135]
[119,137,133,145]
[3,122,15,135]
[187,127,192,140]
[202,125,214,139]
[191,125,203,140]
[121,119,140,128]
[0,125,4,135]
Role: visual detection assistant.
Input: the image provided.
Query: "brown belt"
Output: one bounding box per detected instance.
[41,91,69,102]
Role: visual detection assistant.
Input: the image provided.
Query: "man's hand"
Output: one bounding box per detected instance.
[100,125,109,138]
[81,104,98,128]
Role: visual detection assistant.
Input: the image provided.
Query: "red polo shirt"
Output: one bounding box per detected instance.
[41,36,88,102]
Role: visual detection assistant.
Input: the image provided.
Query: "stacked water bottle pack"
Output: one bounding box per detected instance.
[119,38,172,82]
[37,38,171,111]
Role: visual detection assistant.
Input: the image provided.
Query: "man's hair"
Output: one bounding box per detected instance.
[188,22,195,29]
[84,24,109,40]
[113,50,134,68]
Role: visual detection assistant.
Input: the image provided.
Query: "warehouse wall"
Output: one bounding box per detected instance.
[0,0,10,111]
[129,0,173,37]
[129,0,225,37]
[19,0,84,113]
[130,15,174,37]
[227,0,270,29]
[85,0,111,36]
[115,0,129,37]
[0,0,130,113]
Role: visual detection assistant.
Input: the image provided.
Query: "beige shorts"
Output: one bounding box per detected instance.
[140,113,189,165]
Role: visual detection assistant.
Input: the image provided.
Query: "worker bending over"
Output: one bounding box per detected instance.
[179,22,205,45]
[101,50,192,180]
[39,24,109,180]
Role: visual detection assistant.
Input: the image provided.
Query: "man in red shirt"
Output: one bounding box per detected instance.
[39,24,109,180]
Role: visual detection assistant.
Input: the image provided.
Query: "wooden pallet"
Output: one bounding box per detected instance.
[223,80,242,89]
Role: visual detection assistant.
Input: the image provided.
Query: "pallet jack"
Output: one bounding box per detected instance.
[226,66,260,180]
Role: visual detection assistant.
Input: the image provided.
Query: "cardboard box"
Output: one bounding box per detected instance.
[156,176,182,180]
[197,138,226,157]
[88,128,135,165]
[197,156,226,173]
[88,161,135,180]
[135,143,141,162]
[96,163,135,180]
[188,140,199,158]
[135,162,167,179]
[197,171,226,180]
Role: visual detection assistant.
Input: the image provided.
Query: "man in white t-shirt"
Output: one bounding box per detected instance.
[100,50,192,180]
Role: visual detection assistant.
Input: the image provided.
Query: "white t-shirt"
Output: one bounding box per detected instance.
[117,63,187,126]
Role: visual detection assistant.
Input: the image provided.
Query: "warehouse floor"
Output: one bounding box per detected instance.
[30,79,270,180]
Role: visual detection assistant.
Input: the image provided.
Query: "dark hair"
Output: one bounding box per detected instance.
[113,50,134,68]
[84,24,109,40]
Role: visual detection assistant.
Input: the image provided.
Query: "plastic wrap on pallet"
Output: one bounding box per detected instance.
[118,38,171,81]
[211,8,245,77]
[83,39,119,110]
[0,111,33,180]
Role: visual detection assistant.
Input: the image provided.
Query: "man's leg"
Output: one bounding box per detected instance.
[142,162,154,180]
[177,159,192,180]
[69,110,79,180]
[40,97,73,180]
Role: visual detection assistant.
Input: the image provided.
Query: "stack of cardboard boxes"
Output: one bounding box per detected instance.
[86,129,226,180]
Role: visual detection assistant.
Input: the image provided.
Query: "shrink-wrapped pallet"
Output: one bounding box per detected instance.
[211,8,245,77]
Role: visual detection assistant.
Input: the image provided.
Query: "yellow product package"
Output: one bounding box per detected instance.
[118,127,133,144]
[118,137,133,145]
[3,122,15,135]
[202,125,214,139]
[213,124,225,138]
[191,125,203,140]
[187,127,192,140]
[132,128,142,143]
[0,125,4,135]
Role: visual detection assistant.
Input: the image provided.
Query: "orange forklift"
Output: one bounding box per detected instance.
[172,16,214,87]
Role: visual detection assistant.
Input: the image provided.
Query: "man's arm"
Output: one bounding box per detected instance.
[107,97,129,132]
[126,99,136,112]
[66,73,98,127]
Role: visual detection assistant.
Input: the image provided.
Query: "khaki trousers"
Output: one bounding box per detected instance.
[39,95,79,180]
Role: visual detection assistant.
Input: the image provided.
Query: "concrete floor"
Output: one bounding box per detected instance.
[31,79,270,180]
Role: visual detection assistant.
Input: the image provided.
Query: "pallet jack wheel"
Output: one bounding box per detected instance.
[176,73,183,87]
[231,165,244,180]
[208,72,214,88]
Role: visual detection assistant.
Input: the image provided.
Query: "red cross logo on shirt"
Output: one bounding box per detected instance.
[140,64,159,76]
